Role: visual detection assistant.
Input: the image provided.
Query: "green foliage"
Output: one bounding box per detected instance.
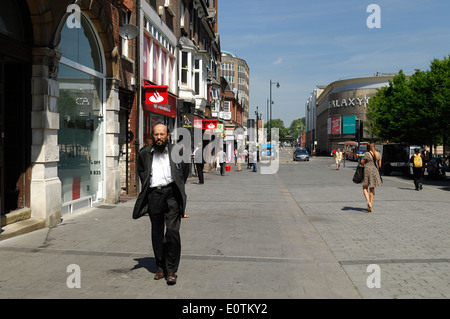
[367,55,450,149]
[264,118,306,140]
[288,118,305,138]
[265,119,288,139]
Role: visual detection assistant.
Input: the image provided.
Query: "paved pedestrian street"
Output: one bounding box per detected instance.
[0,149,449,301]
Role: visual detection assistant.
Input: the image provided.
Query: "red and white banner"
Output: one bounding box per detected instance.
[331,117,341,135]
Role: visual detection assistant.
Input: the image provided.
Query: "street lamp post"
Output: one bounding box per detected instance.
[255,106,260,162]
[269,80,280,154]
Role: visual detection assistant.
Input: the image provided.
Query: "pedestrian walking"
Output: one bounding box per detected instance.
[251,146,258,172]
[360,142,383,212]
[422,146,431,163]
[193,143,204,185]
[132,124,190,285]
[410,148,426,191]
[246,147,252,169]
[237,146,244,171]
[334,148,343,170]
[217,148,227,176]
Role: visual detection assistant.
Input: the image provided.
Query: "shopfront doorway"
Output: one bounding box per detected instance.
[0,0,32,216]
[0,56,32,215]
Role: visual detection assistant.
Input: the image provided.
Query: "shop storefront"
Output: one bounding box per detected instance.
[143,84,177,136]
[141,12,177,137]
[57,13,106,213]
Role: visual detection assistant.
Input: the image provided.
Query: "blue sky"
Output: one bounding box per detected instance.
[218,0,450,128]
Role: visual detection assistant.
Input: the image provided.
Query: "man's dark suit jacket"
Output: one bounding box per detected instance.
[132,144,189,220]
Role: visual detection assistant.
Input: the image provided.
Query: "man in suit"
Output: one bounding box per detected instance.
[422,146,431,163]
[133,124,189,285]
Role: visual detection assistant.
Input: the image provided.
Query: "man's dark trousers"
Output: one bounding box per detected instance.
[413,167,424,190]
[195,163,204,183]
[148,184,181,273]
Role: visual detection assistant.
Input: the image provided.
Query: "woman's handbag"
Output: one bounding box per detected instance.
[352,164,365,183]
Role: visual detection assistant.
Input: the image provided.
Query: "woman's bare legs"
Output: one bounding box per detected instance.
[369,187,375,209]
[363,186,371,211]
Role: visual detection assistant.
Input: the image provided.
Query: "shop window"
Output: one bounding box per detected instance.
[57,14,105,209]
[58,15,102,73]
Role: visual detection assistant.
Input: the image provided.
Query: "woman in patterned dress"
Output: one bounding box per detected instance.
[360,142,383,212]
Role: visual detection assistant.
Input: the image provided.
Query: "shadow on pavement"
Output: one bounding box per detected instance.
[130,257,158,274]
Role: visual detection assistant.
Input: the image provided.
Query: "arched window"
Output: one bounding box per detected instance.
[57,13,105,211]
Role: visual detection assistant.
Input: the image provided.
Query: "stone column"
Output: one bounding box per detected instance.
[30,47,62,227]
[105,78,121,204]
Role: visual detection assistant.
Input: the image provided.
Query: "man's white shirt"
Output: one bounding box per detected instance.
[150,146,174,188]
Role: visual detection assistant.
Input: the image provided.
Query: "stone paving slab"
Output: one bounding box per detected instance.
[278,152,450,299]
[0,158,360,300]
[1,150,448,300]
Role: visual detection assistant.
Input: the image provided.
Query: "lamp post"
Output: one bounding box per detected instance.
[255,107,259,162]
[269,80,280,154]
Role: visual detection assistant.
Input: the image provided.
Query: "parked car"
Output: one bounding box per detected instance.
[293,148,310,161]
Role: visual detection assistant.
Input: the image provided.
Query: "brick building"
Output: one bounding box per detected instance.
[1,0,225,237]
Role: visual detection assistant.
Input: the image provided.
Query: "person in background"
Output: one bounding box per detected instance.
[422,146,431,163]
[217,148,227,176]
[193,143,204,185]
[411,148,426,191]
[251,146,258,172]
[334,148,343,170]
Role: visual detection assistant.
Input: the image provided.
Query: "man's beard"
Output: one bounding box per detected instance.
[153,139,168,152]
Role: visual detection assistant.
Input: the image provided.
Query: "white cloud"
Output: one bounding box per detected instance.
[273,58,283,65]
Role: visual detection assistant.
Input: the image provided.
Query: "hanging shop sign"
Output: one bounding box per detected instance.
[143,83,176,118]
[144,84,168,104]
[203,119,218,130]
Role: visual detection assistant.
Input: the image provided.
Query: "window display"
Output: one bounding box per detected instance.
[57,14,105,207]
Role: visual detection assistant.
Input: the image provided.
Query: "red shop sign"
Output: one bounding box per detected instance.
[204,119,217,130]
[144,84,168,105]
[143,83,176,118]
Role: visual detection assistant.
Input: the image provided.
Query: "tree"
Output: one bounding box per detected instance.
[428,56,450,153]
[367,70,420,144]
[264,119,288,140]
[288,118,305,139]
[367,56,450,151]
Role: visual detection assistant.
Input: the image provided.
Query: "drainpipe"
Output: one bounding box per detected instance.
[134,0,141,195]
